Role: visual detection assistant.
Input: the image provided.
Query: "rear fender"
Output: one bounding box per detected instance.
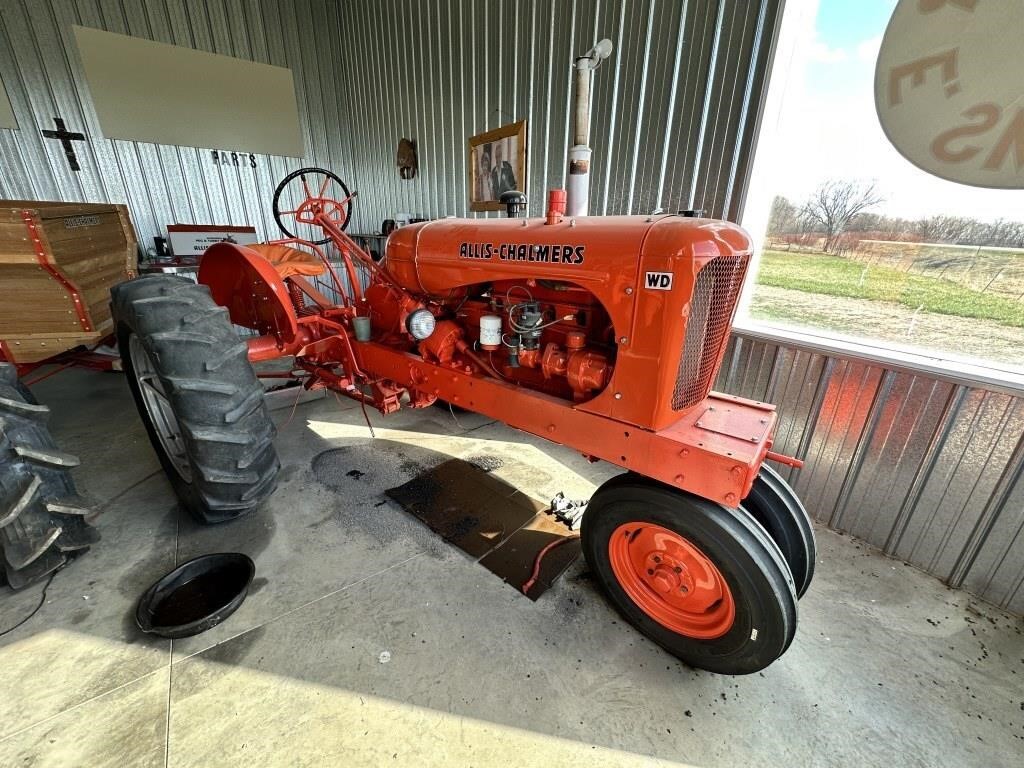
[198,242,299,346]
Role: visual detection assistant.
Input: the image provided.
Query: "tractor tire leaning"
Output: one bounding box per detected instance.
[0,364,100,589]
[111,275,280,525]
[582,473,798,675]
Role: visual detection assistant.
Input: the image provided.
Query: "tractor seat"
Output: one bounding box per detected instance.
[246,243,327,279]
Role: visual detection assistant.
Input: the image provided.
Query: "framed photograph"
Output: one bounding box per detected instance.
[468,120,527,212]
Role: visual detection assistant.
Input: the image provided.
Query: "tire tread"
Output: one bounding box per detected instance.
[111,275,279,524]
[0,366,100,589]
[581,472,798,674]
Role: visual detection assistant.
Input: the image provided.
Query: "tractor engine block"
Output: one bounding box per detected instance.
[454,280,614,401]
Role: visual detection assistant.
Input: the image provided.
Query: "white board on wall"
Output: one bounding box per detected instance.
[73,25,304,157]
[0,73,16,130]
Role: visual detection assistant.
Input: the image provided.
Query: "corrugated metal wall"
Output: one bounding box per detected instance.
[0,0,781,244]
[335,0,779,224]
[0,0,355,253]
[717,331,1024,615]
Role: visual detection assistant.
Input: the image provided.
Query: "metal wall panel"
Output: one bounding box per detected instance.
[0,0,780,242]
[716,333,1024,615]
[333,0,781,225]
[0,0,356,256]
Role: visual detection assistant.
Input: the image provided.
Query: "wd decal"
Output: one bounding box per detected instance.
[459,242,585,265]
[645,271,673,290]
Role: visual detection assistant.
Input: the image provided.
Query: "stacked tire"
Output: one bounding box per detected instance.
[0,364,99,589]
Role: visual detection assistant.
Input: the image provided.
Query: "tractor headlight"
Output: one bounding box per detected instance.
[405,308,436,340]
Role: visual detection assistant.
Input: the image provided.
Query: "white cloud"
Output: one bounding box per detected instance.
[749,14,1024,222]
[856,34,883,63]
[808,40,848,63]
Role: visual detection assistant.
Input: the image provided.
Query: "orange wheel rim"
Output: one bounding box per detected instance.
[608,523,735,639]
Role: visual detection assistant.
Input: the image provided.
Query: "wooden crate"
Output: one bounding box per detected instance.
[0,200,137,363]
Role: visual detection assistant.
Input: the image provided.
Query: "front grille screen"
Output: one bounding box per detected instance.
[671,254,748,411]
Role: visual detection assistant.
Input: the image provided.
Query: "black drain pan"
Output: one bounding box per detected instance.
[136,553,255,639]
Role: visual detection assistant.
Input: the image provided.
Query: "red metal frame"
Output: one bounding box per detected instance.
[197,183,802,508]
[2,343,120,379]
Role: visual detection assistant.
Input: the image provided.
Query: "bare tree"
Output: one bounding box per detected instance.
[767,195,799,237]
[981,219,1024,248]
[788,203,1024,248]
[847,211,912,239]
[801,180,884,254]
[916,215,975,244]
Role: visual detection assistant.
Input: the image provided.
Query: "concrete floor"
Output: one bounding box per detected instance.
[1,368,1022,767]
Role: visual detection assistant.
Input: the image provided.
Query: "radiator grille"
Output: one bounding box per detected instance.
[671,254,749,411]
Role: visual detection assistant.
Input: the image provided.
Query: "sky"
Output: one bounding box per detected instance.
[762,0,1024,222]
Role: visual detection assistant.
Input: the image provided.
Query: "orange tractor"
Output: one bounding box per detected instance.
[111,168,815,674]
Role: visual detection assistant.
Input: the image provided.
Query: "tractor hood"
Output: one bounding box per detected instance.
[382,214,752,297]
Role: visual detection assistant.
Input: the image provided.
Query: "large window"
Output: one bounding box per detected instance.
[740,0,1024,372]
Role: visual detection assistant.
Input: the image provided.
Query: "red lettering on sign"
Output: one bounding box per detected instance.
[930,103,1000,163]
[918,0,979,13]
[984,108,1024,171]
[888,49,960,106]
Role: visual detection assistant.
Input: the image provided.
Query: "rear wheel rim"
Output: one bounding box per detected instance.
[128,334,192,481]
[608,522,735,639]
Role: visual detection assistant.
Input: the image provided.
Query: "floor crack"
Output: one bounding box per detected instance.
[163,514,179,768]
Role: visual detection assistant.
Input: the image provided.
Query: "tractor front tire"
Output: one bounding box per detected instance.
[111,275,280,524]
[582,473,798,675]
[0,364,100,589]
[741,465,817,599]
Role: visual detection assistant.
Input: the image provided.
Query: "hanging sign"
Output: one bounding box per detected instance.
[875,0,1024,189]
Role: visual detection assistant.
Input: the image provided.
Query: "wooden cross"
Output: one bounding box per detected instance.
[41,117,86,171]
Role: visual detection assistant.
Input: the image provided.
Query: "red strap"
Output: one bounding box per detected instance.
[21,211,92,332]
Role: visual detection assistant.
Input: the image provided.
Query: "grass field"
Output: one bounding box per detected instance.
[854,240,1024,300]
[756,250,1024,329]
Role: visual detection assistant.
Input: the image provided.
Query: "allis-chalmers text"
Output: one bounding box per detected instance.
[458,242,586,264]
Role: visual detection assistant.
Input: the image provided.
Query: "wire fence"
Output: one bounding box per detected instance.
[765,237,1024,302]
[854,241,1024,300]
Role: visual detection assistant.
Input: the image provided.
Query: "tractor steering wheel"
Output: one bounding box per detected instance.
[272,167,354,245]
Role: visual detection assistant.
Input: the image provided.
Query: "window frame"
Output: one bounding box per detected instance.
[735,0,1024,394]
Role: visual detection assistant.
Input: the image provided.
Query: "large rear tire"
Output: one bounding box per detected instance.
[0,364,100,589]
[581,473,798,675]
[111,275,280,524]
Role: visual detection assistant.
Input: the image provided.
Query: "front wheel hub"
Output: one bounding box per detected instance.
[608,523,735,639]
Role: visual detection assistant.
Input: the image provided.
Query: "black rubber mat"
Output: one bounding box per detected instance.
[386,458,579,599]
[477,514,581,600]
